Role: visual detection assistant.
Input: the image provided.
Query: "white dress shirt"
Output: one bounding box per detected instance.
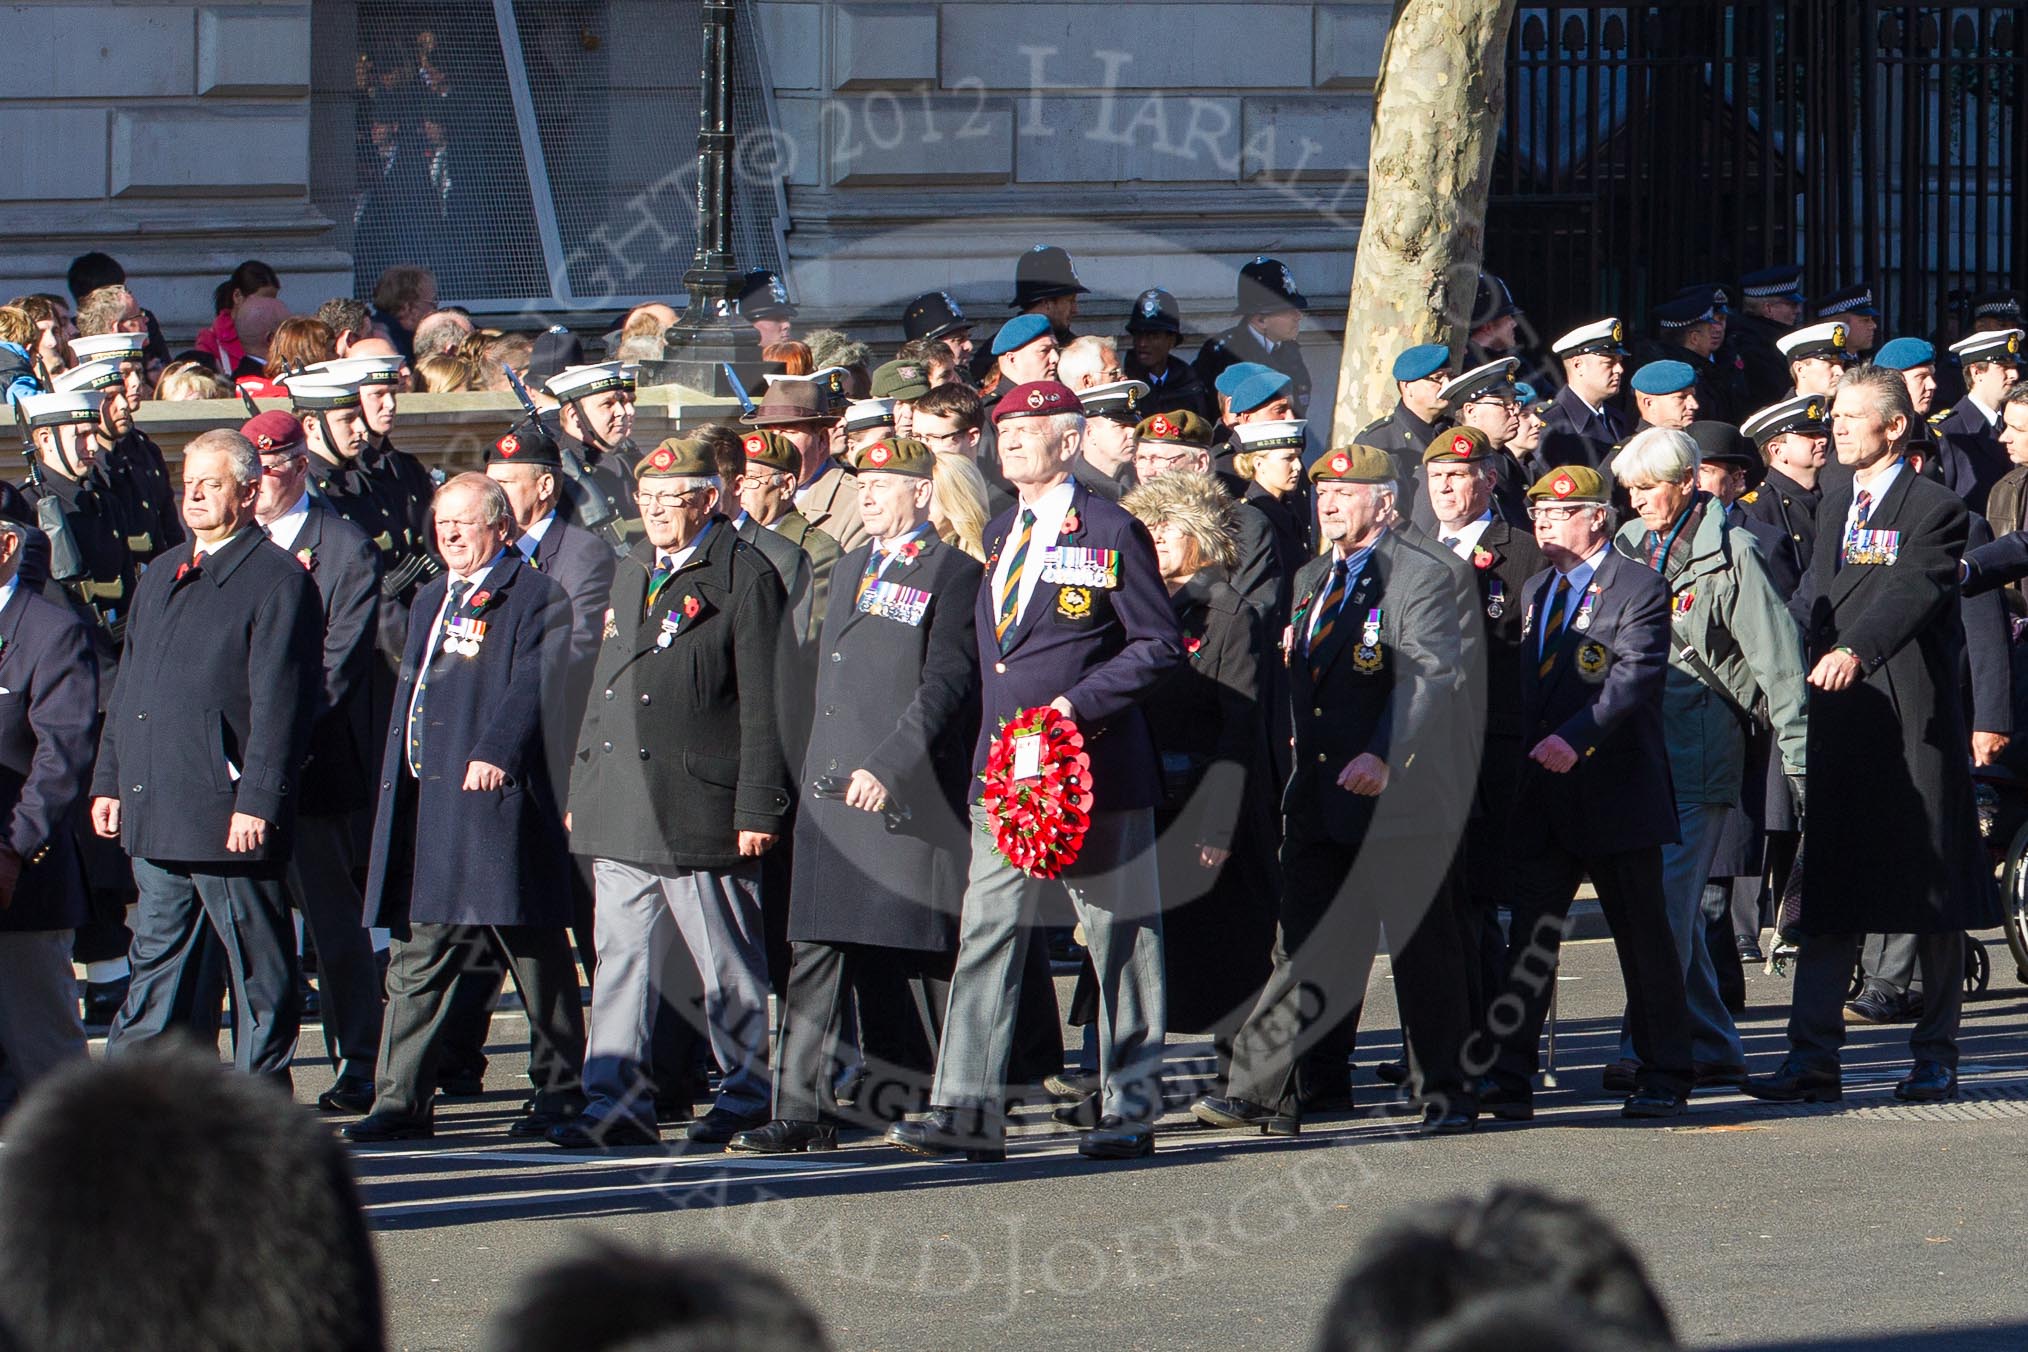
[1844,459,1904,540]
[1539,543,1608,657]
[989,479,1076,626]
[262,491,313,551]
[406,550,503,773]
[515,510,557,563]
[1436,512,1494,558]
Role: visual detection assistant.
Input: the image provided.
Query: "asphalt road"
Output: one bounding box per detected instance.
[299,936,2028,1352]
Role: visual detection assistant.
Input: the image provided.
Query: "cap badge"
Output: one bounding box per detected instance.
[1450,434,1473,457]
[1026,389,1048,410]
[1140,293,1161,318]
[742,433,764,454]
[255,434,274,451]
[1831,325,1847,349]
[498,434,519,456]
[649,447,676,472]
[1149,414,1175,438]
[1551,473,1576,498]
[1610,320,1624,343]
[1805,400,1821,420]
[1328,452,1351,475]
[868,444,892,467]
[941,290,962,317]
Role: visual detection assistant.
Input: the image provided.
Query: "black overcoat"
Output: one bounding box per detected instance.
[0,583,98,931]
[290,501,383,818]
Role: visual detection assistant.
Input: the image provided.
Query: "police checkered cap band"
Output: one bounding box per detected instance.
[1816,292,1873,317]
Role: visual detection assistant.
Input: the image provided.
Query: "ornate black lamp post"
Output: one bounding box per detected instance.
[657,0,761,395]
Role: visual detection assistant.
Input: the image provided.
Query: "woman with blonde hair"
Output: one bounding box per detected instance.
[413,351,485,392]
[1117,468,1276,1069]
[153,360,235,401]
[929,452,992,561]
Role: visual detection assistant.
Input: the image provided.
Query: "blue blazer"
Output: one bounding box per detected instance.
[0,582,98,930]
[364,548,574,930]
[972,480,1181,813]
[1516,547,1679,854]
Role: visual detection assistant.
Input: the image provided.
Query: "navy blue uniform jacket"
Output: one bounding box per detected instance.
[974,480,1180,812]
[0,582,98,930]
[292,501,383,818]
[92,529,323,865]
[364,548,573,929]
[1517,547,1679,854]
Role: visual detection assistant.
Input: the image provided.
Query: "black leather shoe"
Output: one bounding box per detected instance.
[546,1114,661,1149]
[1736,937,1765,963]
[1078,1115,1154,1159]
[1477,1081,1534,1122]
[686,1105,769,1144]
[508,1103,584,1139]
[436,1071,487,1097]
[1419,1105,1478,1136]
[316,1074,377,1114]
[81,977,128,1029]
[344,1111,433,1143]
[1189,1095,1299,1136]
[885,1108,1005,1161]
[1894,1060,1958,1102]
[1043,1070,1100,1100]
[1741,1062,1842,1102]
[1693,1060,1748,1088]
[1374,1060,1409,1086]
[728,1119,839,1154]
[1621,1088,1687,1119]
[1052,1091,1102,1130]
[1844,987,1908,1024]
[1600,1058,1640,1092]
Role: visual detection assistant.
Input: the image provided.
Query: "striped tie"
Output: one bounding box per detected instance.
[857,547,887,602]
[994,509,1036,647]
[408,580,471,777]
[645,554,675,616]
[1306,558,1350,670]
[1537,576,1572,679]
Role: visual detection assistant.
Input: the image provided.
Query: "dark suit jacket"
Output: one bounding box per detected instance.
[0,582,97,930]
[973,480,1181,812]
[92,529,323,865]
[1796,467,1995,932]
[528,512,618,729]
[1450,517,1546,743]
[1517,548,1678,855]
[1285,529,1469,845]
[288,501,382,817]
[1738,468,1819,595]
[1539,386,1623,469]
[1936,402,2008,513]
[1356,402,1447,485]
[364,548,573,929]
[790,531,981,952]
[1194,321,1312,416]
[568,521,792,871]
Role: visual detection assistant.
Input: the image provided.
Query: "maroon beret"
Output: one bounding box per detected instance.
[992,379,1082,423]
[241,410,306,455]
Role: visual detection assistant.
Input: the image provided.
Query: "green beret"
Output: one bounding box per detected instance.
[1307,444,1395,484]
[737,428,799,474]
[1423,427,1492,465]
[851,436,936,479]
[870,359,932,402]
[638,436,714,479]
[1135,409,1214,447]
[1526,464,1611,505]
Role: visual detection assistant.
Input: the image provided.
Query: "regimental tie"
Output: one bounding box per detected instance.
[994,509,1036,648]
[645,554,676,618]
[1538,575,1572,678]
[1843,488,1874,566]
[1306,557,1350,674]
[857,545,889,602]
[407,579,470,777]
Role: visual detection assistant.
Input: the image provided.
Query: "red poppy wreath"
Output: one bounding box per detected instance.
[979,706,1094,879]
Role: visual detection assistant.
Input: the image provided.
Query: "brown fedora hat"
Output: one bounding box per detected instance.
[741,379,836,426]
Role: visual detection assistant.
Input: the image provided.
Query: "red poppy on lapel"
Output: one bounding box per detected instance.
[682,595,701,618]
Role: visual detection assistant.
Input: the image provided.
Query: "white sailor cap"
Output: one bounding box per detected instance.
[1775,322,1852,363]
[53,358,125,394]
[1741,393,1829,446]
[1437,357,1521,413]
[543,362,631,402]
[306,355,406,387]
[68,332,146,362]
[842,398,897,433]
[1949,329,2024,367]
[1078,378,1151,422]
[1552,317,1629,359]
[19,389,103,428]
[1230,419,1308,452]
[283,368,365,410]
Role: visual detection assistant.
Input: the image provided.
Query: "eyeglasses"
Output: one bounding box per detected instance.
[1136,448,1201,469]
[635,487,712,510]
[1528,505,1598,521]
[259,455,304,476]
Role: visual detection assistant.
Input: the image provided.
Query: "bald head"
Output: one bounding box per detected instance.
[347,336,400,361]
[235,295,290,358]
[413,309,475,361]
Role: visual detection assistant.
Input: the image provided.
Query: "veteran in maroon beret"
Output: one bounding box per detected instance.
[887,379,1181,1163]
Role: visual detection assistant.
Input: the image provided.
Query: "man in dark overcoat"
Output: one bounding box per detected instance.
[555,437,793,1149]
[347,473,583,1141]
[731,436,983,1154]
[0,507,98,1109]
[1747,364,1997,1105]
[93,429,322,1080]
[1191,444,1479,1137]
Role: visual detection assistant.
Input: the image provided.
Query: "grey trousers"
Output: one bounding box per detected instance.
[287,813,384,1079]
[0,930,87,1111]
[1790,930,1965,1072]
[933,805,1167,1123]
[1859,932,1923,997]
[585,857,772,1124]
[1619,800,1744,1067]
[373,923,585,1120]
